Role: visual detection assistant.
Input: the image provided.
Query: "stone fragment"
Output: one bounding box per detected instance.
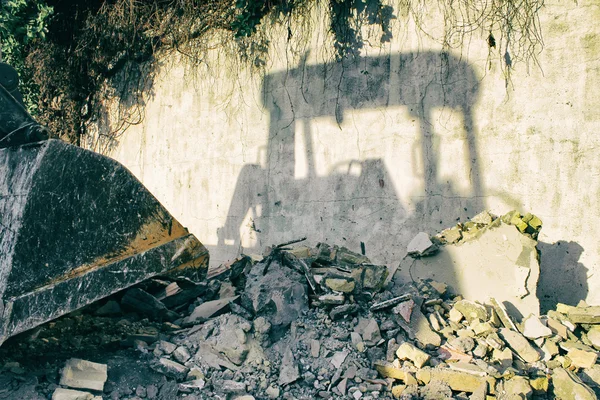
[454,300,488,322]
[546,317,568,339]
[450,337,476,353]
[449,307,464,323]
[395,342,430,368]
[438,344,473,363]
[400,223,541,319]
[187,313,251,366]
[242,258,308,332]
[355,318,382,346]
[439,226,463,244]
[407,232,436,257]
[448,362,487,377]
[173,346,191,363]
[429,280,448,295]
[374,361,414,382]
[421,380,453,399]
[311,339,321,357]
[325,278,356,293]
[471,211,494,225]
[567,347,598,369]
[153,358,189,381]
[179,379,206,392]
[337,378,348,396]
[358,264,389,291]
[331,351,349,369]
[279,347,300,386]
[319,294,345,305]
[183,296,238,325]
[220,380,246,394]
[522,314,552,339]
[473,343,488,358]
[59,359,107,391]
[392,299,415,323]
[396,298,441,347]
[51,388,101,400]
[587,325,600,349]
[541,339,559,361]
[492,348,510,368]
[488,299,518,331]
[157,340,177,354]
[499,328,540,363]
[530,375,549,393]
[552,368,597,400]
[265,385,280,399]
[330,304,359,320]
[391,385,407,398]
[557,303,600,324]
[498,376,532,399]
[416,368,495,393]
[429,313,441,331]
[472,321,494,336]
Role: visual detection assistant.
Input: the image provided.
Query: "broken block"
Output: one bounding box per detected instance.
[52,388,102,400]
[398,220,540,320]
[396,342,430,368]
[59,359,107,392]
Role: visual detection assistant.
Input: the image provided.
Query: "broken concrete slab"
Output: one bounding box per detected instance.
[397,219,540,320]
[552,368,597,400]
[499,328,540,363]
[51,388,102,400]
[152,358,189,381]
[395,297,441,347]
[242,258,308,334]
[395,342,430,368]
[407,232,436,257]
[522,314,552,339]
[279,347,300,386]
[416,367,495,394]
[453,300,488,323]
[59,358,107,392]
[187,313,252,366]
[354,318,381,347]
[557,303,600,324]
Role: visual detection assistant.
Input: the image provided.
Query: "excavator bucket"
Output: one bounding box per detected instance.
[0,64,209,345]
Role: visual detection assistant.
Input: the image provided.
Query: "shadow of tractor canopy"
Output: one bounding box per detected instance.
[218,51,484,262]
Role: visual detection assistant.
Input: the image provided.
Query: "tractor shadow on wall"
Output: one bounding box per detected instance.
[215,51,588,309]
[217,51,484,259]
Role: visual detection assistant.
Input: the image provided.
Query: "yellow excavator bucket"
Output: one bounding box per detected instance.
[0,63,208,345]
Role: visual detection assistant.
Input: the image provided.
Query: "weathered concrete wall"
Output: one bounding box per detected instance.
[87,0,600,311]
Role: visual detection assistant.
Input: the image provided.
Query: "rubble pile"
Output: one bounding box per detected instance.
[1,211,599,400]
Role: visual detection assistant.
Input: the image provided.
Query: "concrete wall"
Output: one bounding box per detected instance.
[87,0,600,312]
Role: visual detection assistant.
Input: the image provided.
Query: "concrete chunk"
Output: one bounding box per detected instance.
[416,367,495,394]
[396,342,430,368]
[552,368,597,400]
[499,328,540,363]
[59,358,107,392]
[522,314,552,339]
[399,222,541,319]
[407,232,435,257]
[52,388,101,400]
[153,358,189,381]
